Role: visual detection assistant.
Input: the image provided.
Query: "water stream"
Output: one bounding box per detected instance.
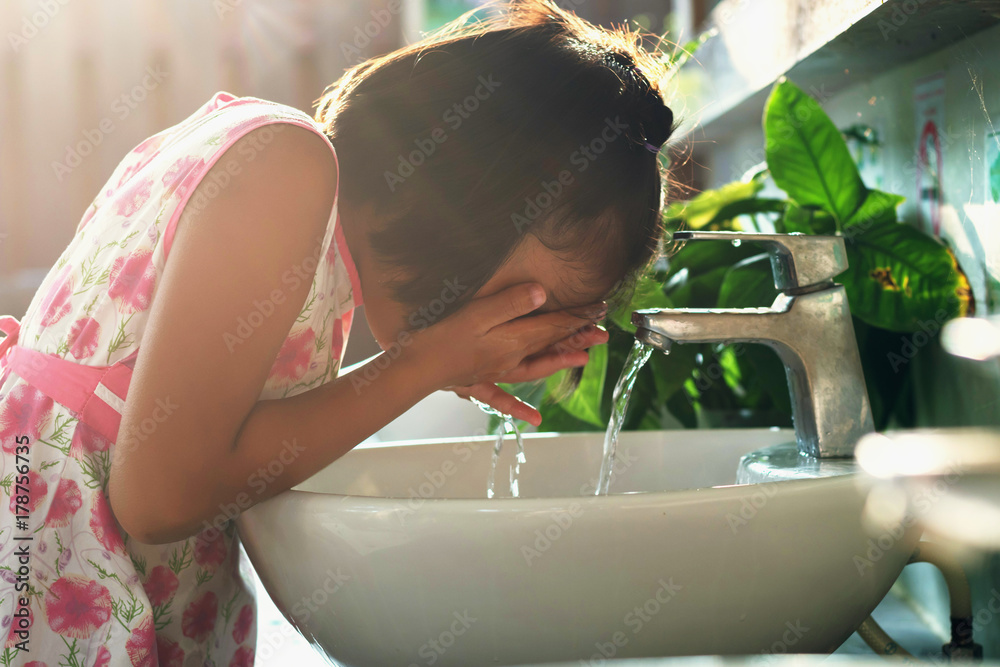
[473,400,525,499]
[596,340,654,495]
[476,339,655,499]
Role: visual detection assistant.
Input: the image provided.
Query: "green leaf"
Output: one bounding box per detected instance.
[648,344,699,405]
[665,180,763,229]
[664,242,760,308]
[844,189,905,229]
[710,198,786,231]
[839,219,971,332]
[740,345,793,417]
[537,402,596,432]
[546,344,607,427]
[609,276,670,333]
[717,253,779,308]
[764,79,866,227]
[780,201,835,235]
[853,317,916,431]
[666,390,698,428]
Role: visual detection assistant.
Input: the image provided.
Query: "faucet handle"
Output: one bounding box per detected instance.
[672,231,848,292]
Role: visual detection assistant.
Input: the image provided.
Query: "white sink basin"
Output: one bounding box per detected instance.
[236,429,919,666]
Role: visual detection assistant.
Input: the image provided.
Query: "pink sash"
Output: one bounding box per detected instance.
[0,315,137,444]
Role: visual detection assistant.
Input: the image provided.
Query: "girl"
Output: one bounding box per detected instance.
[0,0,674,663]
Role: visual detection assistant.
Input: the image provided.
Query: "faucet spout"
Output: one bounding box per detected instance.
[634,289,874,458]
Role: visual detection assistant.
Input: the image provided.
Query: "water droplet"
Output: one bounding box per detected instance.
[731,239,742,247]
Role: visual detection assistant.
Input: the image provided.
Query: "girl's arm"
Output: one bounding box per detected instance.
[110,124,596,544]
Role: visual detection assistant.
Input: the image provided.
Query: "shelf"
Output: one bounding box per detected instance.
[675,0,1000,140]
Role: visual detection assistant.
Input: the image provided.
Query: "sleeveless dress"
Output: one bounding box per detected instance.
[0,92,362,666]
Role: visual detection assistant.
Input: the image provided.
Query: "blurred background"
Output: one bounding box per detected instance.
[0,0,700,443]
[0,0,692,346]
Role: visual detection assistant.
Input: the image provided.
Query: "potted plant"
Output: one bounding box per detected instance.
[502,78,972,435]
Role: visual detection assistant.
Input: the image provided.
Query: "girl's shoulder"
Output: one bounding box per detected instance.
[126,92,325,175]
[80,92,331,234]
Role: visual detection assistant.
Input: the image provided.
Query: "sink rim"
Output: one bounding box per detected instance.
[267,427,862,505]
[247,467,865,511]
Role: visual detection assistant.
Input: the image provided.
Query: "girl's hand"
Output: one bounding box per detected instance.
[449,323,608,425]
[404,282,608,425]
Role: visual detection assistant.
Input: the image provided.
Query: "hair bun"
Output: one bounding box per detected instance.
[603,51,674,150]
[638,91,674,149]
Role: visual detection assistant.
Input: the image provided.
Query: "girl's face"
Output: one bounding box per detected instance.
[364,233,612,351]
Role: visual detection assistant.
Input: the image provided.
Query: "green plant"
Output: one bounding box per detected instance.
[504,78,972,434]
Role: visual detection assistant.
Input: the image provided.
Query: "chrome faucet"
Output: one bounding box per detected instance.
[632,231,874,458]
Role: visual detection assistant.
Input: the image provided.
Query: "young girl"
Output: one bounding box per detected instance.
[0,0,673,663]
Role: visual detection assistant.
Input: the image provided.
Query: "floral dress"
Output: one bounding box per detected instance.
[0,92,362,666]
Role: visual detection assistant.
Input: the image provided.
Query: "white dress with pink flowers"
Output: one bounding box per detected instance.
[0,92,361,666]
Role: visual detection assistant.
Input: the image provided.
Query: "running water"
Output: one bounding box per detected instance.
[596,340,655,495]
[474,339,654,499]
[473,400,525,499]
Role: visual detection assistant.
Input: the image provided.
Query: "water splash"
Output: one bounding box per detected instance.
[474,340,655,498]
[596,340,655,495]
[472,399,525,499]
[506,415,526,497]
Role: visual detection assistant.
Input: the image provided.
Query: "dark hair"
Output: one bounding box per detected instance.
[315,0,674,319]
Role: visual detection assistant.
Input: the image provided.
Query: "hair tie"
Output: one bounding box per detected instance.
[643,141,660,154]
